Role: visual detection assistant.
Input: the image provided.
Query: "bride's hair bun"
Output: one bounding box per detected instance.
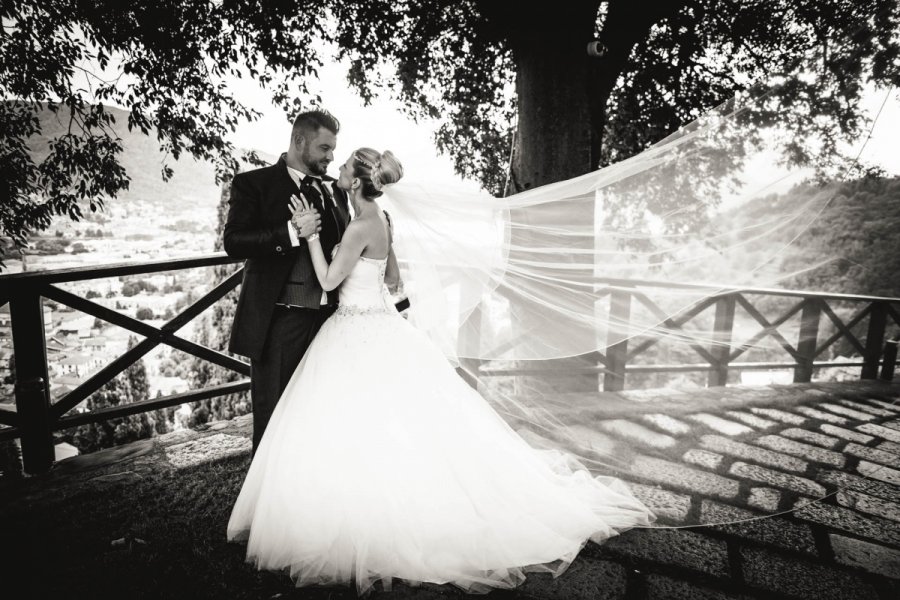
[353,148,404,199]
[372,151,404,191]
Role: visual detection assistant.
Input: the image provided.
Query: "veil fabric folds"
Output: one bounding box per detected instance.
[381,86,877,365]
[378,71,897,529]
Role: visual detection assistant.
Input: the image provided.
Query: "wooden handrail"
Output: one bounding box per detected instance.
[1,254,247,474]
[594,277,900,303]
[2,252,899,475]
[0,253,240,286]
[3,254,900,303]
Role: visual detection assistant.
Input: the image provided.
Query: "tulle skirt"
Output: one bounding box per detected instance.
[227,308,654,595]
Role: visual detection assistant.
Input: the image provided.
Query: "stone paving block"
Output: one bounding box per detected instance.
[602,528,730,577]
[795,406,850,425]
[625,482,691,523]
[560,425,619,455]
[232,412,254,426]
[749,407,807,425]
[800,386,831,397]
[701,435,807,473]
[643,574,753,600]
[517,427,565,451]
[630,455,740,500]
[728,462,825,497]
[641,413,692,436]
[881,419,900,432]
[388,584,467,599]
[779,427,841,449]
[723,410,778,430]
[82,470,145,492]
[838,399,896,417]
[843,442,900,467]
[819,424,874,444]
[163,433,251,469]
[858,422,900,444]
[856,460,900,485]
[517,557,627,600]
[748,487,781,512]
[792,499,900,547]
[51,438,156,473]
[819,403,878,421]
[618,387,694,403]
[597,419,679,449]
[739,546,879,600]
[837,489,900,523]
[819,469,900,503]
[829,533,900,579]
[683,449,724,470]
[154,429,202,448]
[877,440,900,455]
[754,435,845,468]
[687,413,753,436]
[700,500,817,555]
[862,398,900,412]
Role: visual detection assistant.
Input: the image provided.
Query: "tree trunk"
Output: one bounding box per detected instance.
[476,1,684,392]
[588,1,686,167]
[505,5,598,192]
[496,5,603,392]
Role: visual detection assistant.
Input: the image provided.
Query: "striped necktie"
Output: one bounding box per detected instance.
[312,178,342,233]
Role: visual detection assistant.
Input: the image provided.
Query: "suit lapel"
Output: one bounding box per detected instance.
[275,154,326,217]
[322,179,350,229]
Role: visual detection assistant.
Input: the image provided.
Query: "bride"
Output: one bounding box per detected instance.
[226,147,655,595]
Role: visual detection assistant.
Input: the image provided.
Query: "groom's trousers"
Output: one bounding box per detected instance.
[250,305,334,455]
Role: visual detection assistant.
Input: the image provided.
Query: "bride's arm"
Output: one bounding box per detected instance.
[307,222,366,292]
[383,212,401,293]
[384,246,401,294]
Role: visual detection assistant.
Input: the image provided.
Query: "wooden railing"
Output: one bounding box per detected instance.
[473,278,900,391]
[0,254,247,474]
[1,255,898,475]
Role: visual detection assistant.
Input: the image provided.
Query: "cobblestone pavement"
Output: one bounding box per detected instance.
[2,380,899,599]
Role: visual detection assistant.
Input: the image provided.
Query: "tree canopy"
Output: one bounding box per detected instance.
[2,0,899,265]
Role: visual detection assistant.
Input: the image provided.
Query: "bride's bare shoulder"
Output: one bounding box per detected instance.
[345,213,382,241]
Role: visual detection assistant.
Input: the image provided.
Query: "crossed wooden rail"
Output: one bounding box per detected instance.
[1,254,898,474]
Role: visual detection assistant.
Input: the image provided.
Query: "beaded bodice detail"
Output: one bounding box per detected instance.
[335,255,392,316]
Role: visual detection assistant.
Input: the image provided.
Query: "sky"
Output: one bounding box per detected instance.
[66,29,900,198]
[226,55,484,190]
[225,55,900,193]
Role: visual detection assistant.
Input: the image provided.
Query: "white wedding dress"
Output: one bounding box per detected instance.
[227,248,654,595]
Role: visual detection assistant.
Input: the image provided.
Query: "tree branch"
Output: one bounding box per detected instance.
[588,0,688,167]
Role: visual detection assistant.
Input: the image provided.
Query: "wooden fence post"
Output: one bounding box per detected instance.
[880,339,898,381]
[10,285,55,474]
[708,294,736,387]
[794,298,822,383]
[603,288,632,392]
[862,302,887,380]
[456,302,484,390]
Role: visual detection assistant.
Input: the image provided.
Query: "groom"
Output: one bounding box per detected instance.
[224,109,351,454]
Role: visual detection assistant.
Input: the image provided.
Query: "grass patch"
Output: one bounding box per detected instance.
[3,452,475,599]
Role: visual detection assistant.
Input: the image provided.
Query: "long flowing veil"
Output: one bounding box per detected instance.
[379,52,898,529]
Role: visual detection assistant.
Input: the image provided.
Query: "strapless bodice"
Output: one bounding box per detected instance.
[337,255,390,313]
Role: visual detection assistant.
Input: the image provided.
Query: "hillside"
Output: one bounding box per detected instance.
[27,104,277,210]
[4,104,278,272]
[718,176,900,298]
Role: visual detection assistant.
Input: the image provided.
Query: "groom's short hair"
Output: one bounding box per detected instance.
[292,109,340,146]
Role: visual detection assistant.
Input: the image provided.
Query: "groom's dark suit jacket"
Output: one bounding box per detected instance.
[224,155,350,362]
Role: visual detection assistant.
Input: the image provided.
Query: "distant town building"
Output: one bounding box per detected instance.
[57,352,103,377]
[0,303,54,338]
[55,311,93,338]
